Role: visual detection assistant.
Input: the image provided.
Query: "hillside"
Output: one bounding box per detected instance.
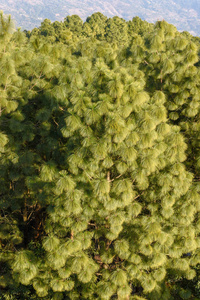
[1,0,200,35]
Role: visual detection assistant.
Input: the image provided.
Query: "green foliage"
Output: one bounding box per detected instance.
[0,11,200,300]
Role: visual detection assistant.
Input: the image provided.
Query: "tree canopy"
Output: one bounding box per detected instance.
[0,11,200,300]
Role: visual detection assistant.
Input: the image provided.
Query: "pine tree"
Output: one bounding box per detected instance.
[83,13,107,40]
[128,16,153,37]
[0,12,200,300]
[105,16,129,45]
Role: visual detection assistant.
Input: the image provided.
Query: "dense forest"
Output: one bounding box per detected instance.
[2,0,200,35]
[0,11,200,300]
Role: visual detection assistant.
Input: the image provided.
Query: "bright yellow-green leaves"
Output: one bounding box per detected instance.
[0,11,200,300]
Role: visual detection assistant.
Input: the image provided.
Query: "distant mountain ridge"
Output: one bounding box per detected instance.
[1,0,200,35]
